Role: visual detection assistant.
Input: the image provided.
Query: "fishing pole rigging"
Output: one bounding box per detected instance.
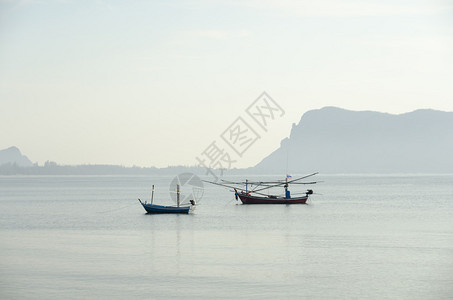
[203,172,319,205]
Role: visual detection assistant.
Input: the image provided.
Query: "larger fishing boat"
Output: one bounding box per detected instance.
[205,172,317,204]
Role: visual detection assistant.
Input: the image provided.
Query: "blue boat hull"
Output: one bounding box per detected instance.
[141,202,191,214]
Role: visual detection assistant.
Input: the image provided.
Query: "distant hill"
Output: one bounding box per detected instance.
[0,146,33,167]
[0,146,215,175]
[254,107,453,173]
[4,107,453,175]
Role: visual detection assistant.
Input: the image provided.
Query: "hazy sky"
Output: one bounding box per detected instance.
[1,0,452,168]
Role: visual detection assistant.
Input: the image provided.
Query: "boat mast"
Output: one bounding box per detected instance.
[151,184,155,205]
[177,184,180,207]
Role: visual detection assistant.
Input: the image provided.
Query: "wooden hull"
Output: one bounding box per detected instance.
[141,203,191,214]
[237,193,308,204]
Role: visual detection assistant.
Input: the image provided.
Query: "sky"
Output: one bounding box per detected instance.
[1,0,452,168]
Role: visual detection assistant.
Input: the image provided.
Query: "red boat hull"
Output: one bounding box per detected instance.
[237,193,308,204]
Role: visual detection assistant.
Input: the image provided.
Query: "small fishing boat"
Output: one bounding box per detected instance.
[139,184,195,214]
[204,173,317,205]
[139,201,192,214]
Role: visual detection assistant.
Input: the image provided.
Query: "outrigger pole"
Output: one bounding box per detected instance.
[252,172,319,192]
[202,180,274,197]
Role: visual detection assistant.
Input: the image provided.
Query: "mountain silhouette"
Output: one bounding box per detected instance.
[0,146,33,167]
[254,107,453,173]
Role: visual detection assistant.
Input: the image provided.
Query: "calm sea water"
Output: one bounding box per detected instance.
[0,174,452,299]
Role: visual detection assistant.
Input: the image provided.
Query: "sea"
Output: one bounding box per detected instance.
[0,174,452,299]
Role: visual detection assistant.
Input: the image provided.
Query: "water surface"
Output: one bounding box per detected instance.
[0,174,452,299]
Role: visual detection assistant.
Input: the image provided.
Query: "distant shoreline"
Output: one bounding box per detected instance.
[0,163,451,176]
[0,163,256,176]
[0,163,206,176]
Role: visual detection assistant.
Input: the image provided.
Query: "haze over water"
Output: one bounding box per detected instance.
[2,1,452,298]
[1,174,452,299]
